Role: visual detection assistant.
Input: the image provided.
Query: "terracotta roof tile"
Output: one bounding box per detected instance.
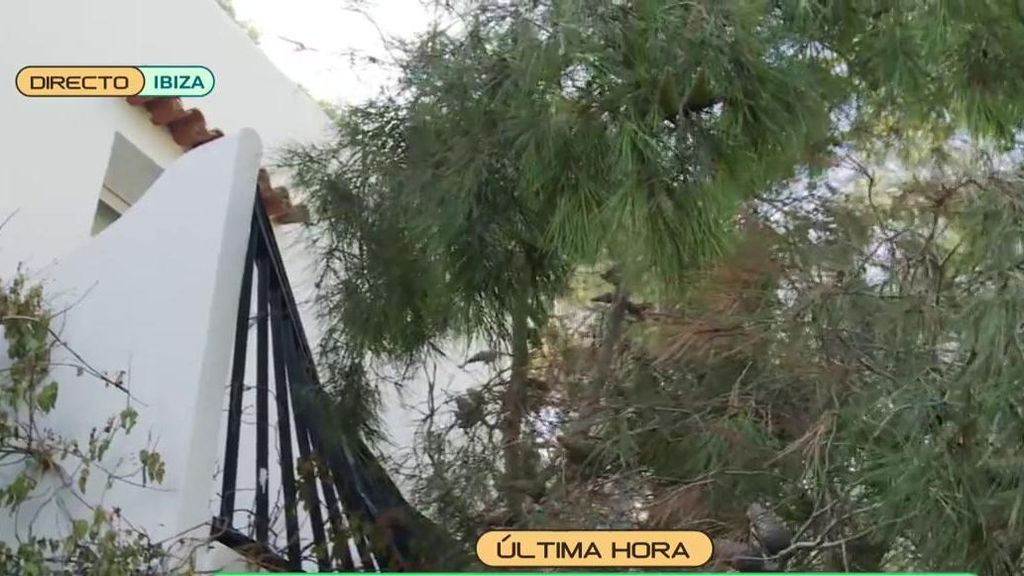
[125,96,308,224]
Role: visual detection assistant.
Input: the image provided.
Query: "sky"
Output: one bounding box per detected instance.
[232,0,439,105]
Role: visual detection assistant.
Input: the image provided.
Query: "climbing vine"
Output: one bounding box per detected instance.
[0,272,176,575]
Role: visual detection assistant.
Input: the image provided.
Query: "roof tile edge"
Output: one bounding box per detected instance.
[125,96,309,225]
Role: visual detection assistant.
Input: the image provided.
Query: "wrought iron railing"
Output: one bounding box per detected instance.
[210,195,460,572]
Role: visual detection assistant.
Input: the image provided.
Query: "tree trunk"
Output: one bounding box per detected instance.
[594,286,628,392]
[501,278,531,523]
[577,268,628,424]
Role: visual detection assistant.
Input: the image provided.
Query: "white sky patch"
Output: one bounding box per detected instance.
[232,0,439,105]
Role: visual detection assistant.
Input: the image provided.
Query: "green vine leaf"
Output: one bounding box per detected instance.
[77,466,90,494]
[70,519,88,540]
[118,407,138,434]
[1,273,171,572]
[3,473,37,507]
[35,381,58,413]
[138,450,166,486]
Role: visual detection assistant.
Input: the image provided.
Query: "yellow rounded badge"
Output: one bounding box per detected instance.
[475,530,714,568]
[16,67,144,97]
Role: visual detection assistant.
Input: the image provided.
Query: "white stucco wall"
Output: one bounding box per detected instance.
[0,1,330,566]
[0,130,262,566]
[0,0,330,277]
[0,1,333,428]
[0,3,486,564]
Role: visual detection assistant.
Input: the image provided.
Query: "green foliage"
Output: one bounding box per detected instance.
[138,449,166,486]
[0,273,170,574]
[0,506,167,576]
[285,0,1024,441]
[654,158,1024,574]
[785,0,1024,143]
[402,147,1024,573]
[282,1,1024,570]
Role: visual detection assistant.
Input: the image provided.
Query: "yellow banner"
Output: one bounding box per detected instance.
[16,66,144,97]
[475,530,714,568]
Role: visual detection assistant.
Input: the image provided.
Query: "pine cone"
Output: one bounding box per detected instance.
[455,389,485,429]
[747,502,793,556]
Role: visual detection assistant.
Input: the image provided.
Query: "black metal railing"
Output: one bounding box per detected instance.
[211,195,460,572]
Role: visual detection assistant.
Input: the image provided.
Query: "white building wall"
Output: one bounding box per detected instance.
[0,3,485,566]
[0,130,263,566]
[0,0,330,277]
[0,1,331,567]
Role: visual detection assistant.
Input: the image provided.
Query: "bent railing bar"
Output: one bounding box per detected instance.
[220,202,376,569]
[287,366,378,569]
[253,199,431,571]
[284,340,358,571]
[255,246,271,545]
[219,220,255,521]
[215,203,365,571]
[250,199,389,549]
[214,196,456,571]
[285,355,406,569]
[284,338,332,572]
[211,516,293,572]
[269,285,302,569]
[253,203,416,570]
[284,342,348,571]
